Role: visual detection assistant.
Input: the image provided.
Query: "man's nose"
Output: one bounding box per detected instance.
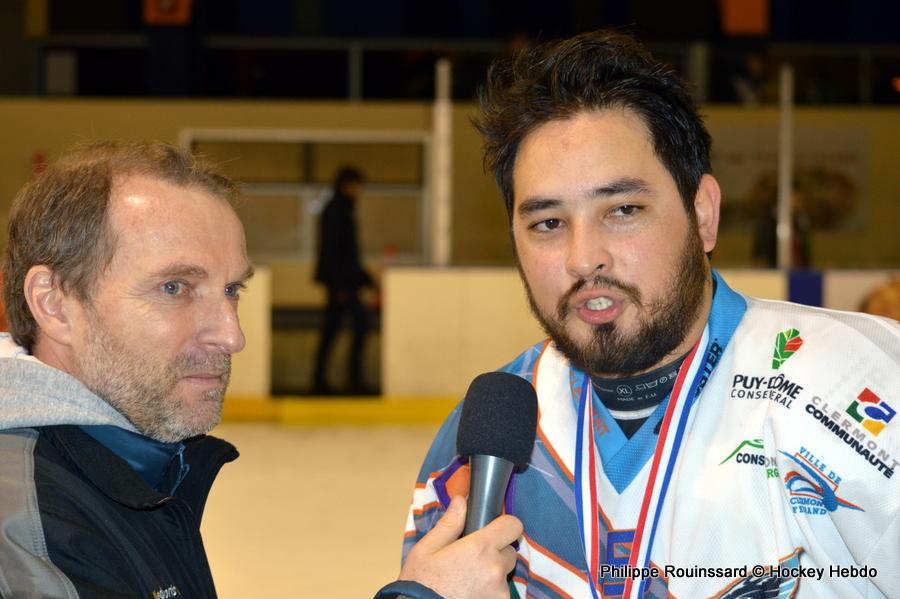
[565,221,611,281]
[198,298,246,355]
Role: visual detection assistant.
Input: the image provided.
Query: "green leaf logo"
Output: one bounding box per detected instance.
[772,328,803,370]
[719,438,765,464]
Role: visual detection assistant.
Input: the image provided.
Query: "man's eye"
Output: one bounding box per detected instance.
[161,281,185,296]
[612,204,641,217]
[533,218,562,232]
[225,283,246,299]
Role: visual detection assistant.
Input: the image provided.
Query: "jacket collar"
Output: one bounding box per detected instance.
[80,425,188,494]
[44,425,238,511]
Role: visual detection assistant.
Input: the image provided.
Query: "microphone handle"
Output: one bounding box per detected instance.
[463,454,515,535]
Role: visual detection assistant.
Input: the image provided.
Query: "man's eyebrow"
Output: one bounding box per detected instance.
[589,177,653,198]
[151,263,209,279]
[517,198,562,217]
[517,178,654,218]
[236,264,255,283]
[148,263,255,283]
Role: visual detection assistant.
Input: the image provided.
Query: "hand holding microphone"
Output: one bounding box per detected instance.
[398,372,538,599]
[398,495,522,599]
[457,372,538,535]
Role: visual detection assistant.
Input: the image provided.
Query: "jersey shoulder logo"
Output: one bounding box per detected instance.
[772,328,803,370]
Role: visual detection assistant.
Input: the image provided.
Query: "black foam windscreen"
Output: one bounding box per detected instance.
[456,372,538,470]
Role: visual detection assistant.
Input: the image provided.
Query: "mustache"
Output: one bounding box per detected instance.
[174,352,232,378]
[556,275,643,321]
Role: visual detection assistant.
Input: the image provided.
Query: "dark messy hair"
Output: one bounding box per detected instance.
[3,140,238,351]
[474,30,712,218]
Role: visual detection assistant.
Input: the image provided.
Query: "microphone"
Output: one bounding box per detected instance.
[456,372,538,535]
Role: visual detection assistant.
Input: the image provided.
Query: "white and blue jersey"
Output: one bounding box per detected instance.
[403,271,899,598]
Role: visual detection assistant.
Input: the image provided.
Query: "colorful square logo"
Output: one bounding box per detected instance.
[846,388,895,436]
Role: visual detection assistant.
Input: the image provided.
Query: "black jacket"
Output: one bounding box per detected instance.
[0,425,237,599]
[315,192,373,290]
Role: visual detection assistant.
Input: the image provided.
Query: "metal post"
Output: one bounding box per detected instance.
[686,42,710,103]
[430,58,452,266]
[347,42,362,101]
[776,64,794,270]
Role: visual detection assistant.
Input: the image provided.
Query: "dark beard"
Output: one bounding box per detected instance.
[521,229,709,378]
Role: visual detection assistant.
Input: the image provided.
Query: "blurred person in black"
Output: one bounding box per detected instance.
[313,166,375,394]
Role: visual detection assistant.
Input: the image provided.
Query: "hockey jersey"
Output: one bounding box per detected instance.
[402,272,899,599]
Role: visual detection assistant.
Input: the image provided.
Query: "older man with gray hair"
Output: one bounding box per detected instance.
[0,141,520,599]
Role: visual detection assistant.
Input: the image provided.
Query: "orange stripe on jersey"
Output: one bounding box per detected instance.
[426,469,447,481]
[512,556,561,598]
[596,505,614,531]
[528,569,577,599]
[413,501,441,516]
[532,340,575,482]
[524,533,589,581]
[778,547,803,564]
[444,463,471,499]
[537,424,575,482]
[531,338,551,388]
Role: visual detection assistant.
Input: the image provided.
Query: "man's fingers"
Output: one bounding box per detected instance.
[411,502,522,564]
[401,504,522,599]
[480,514,524,550]
[500,545,518,575]
[414,495,467,553]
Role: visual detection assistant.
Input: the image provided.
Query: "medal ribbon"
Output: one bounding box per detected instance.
[575,325,710,599]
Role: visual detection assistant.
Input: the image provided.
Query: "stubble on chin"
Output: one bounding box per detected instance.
[146,378,228,443]
[79,318,231,442]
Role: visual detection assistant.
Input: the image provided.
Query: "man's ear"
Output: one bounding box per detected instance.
[23,266,79,347]
[694,174,721,254]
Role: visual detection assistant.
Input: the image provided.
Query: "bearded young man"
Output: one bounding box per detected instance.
[403,31,899,599]
[0,141,521,599]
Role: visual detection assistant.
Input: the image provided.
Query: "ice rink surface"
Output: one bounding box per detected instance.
[202,423,439,598]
